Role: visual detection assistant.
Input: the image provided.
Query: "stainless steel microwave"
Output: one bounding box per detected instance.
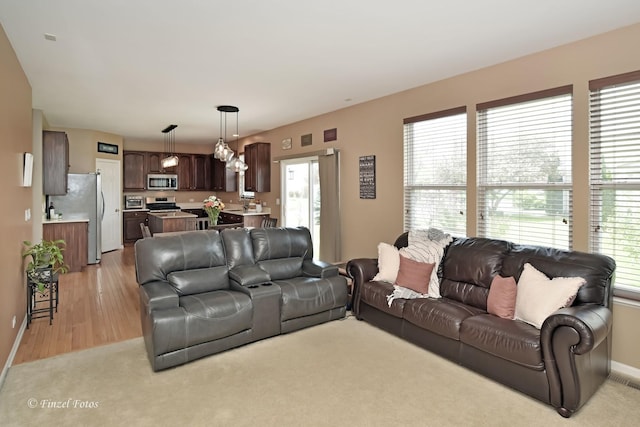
[147,174,178,191]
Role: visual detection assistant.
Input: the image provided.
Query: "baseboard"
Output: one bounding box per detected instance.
[611,361,640,383]
[0,314,27,391]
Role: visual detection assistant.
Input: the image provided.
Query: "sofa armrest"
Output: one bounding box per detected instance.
[302,259,338,278]
[229,265,271,286]
[540,304,612,417]
[139,281,179,312]
[346,258,378,316]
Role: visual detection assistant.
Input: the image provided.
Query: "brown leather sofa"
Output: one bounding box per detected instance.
[347,233,616,418]
[135,227,348,371]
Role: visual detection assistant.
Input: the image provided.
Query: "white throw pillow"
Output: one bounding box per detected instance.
[372,242,400,283]
[514,263,585,329]
[400,230,453,298]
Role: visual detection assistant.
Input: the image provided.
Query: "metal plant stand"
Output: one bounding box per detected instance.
[26,268,59,327]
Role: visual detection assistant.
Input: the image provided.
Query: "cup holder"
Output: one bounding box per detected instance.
[248,285,259,289]
[261,283,273,287]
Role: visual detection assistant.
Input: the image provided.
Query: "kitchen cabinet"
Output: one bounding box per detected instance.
[219,211,268,228]
[43,130,69,195]
[147,212,197,234]
[177,154,193,190]
[242,214,269,228]
[123,151,146,191]
[192,154,211,191]
[147,152,177,174]
[123,210,148,243]
[43,221,88,272]
[244,142,271,192]
[212,157,237,192]
[177,154,211,191]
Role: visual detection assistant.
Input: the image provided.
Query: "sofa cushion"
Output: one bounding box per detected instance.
[372,242,400,283]
[221,228,255,269]
[514,263,585,329]
[135,230,227,285]
[228,264,271,286]
[460,314,543,370]
[179,290,253,346]
[487,275,517,319]
[360,280,406,318]
[440,238,510,310]
[403,298,484,340]
[257,257,303,280]
[167,266,229,296]
[251,227,313,261]
[275,276,348,321]
[394,255,434,294]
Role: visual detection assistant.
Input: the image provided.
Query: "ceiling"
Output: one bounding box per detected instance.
[2,1,640,144]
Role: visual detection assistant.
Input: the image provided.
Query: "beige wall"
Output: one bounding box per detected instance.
[0,24,33,375]
[236,23,640,370]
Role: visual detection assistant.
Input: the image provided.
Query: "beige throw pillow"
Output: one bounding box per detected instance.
[372,242,400,283]
[514,263,585,329]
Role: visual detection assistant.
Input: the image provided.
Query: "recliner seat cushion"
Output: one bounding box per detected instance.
[360,280,406,318]
[460,314,543,369]
[275,276,348,321]
[403,298,484,340]
[179,290,252,346]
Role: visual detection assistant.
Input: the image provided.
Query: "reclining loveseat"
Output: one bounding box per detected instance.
[347,232,615,417]
[135,227,348,371]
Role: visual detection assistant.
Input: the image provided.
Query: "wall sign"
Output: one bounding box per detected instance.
[359,155,376,199]
[301,133,313,146]
[97,141,118,155]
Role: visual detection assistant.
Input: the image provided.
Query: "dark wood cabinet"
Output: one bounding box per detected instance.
[43,221,88,272]
[123,151,146,191]
[192,154,211,191]
[123,211,148,242]
[123,150,214,192]
[212,156,237,192]
[43,130,69,195]
[177,154,193,190]
[244,142,271,192]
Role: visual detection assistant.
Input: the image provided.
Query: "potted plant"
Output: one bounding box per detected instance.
[22,239,68,292]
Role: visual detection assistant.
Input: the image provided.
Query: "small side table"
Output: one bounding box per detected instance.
[26,268,59,328]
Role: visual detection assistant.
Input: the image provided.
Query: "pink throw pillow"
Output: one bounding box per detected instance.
[394,254,435,294]
[487,275,517,319]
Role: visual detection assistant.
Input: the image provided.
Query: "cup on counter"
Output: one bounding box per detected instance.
[256,204,262,213]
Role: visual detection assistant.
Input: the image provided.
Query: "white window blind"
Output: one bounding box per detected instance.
[589,71,640,294]
[403,107,466,236]
[477,86,573,249]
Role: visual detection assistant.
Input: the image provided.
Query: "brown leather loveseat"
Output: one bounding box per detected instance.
[347,233,615,417]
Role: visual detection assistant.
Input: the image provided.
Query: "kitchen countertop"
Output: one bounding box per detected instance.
[148,211,197,219]
[222,208,271,216]
[43,214,89,224]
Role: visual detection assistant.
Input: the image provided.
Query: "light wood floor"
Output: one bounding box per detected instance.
[13,245,142,365]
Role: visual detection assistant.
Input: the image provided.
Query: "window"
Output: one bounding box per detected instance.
[589,71,640,295]
[477,86,573,249]
[403,107,466,236]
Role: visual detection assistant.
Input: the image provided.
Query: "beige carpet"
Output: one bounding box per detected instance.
[1,316,638,427]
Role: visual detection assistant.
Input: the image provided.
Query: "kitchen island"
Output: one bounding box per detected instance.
[147,211,197,235]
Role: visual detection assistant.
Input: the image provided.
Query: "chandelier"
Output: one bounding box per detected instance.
[213,105,248,173]
[161,124,179,168]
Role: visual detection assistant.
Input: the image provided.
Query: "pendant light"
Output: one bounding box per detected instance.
[161,124,179,168]
[213,105,247,173]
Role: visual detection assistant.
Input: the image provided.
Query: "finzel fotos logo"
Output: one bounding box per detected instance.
[27,398,100,409]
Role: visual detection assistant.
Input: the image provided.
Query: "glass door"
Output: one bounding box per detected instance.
[281,157,320,257]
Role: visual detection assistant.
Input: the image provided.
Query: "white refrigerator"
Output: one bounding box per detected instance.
[49,173,103,264]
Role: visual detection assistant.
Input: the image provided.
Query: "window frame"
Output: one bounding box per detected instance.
[476,85,574,249]
[403,106,467,236]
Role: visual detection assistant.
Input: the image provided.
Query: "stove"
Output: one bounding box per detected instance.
[145,196,181,212]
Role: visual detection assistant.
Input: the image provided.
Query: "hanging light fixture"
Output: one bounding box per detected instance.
[161,124,179,168]
[214,105,247,173]
[226,107,248,174]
